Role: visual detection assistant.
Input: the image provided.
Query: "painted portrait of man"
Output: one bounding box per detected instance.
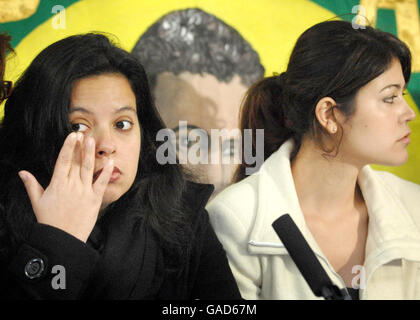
[132,8,265,197]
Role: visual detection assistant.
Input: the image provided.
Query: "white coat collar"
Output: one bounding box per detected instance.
[247,138,420,263]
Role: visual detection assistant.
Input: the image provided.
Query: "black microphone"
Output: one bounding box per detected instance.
[272,214,351,300]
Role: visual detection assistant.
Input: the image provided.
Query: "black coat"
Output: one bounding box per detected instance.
[0,182,242,300]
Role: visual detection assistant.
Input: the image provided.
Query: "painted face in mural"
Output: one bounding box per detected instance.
[154,71,248,197]
[131,8,264,198]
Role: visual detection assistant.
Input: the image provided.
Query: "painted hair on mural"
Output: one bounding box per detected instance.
[234,20,412,182]
[131,8,265,89]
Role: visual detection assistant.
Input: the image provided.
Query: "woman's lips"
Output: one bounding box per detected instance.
[397,132,411,144]
[93,166,121,183]
[109,167,121,183]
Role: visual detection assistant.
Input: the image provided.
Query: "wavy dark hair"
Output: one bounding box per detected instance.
[0,33,194,275]
[234,20,412,182]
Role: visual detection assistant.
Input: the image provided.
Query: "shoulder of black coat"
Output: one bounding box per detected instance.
[183,181,214,212]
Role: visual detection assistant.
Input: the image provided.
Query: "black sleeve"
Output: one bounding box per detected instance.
[190,208,243,300]
[1,223,99,300]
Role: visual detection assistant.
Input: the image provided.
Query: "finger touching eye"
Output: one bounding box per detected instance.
[72,123,89,132]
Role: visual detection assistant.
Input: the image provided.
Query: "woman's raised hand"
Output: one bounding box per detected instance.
[18,132,114,243]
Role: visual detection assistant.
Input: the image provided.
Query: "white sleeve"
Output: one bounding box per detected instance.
[207,199,262,300]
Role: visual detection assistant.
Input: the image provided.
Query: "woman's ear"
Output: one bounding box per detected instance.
[314,97,340,134]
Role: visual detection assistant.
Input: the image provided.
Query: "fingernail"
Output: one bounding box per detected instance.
[18,171,26,181]
[77,132,83,141]
[70,132,77,140]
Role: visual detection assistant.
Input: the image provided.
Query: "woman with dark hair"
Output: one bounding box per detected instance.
[207,20,420,300]
[0,33,241,299]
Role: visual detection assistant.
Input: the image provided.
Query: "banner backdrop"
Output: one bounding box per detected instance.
[1,0,419,196]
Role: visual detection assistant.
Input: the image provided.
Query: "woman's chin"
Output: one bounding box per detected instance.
[375,152,409,167]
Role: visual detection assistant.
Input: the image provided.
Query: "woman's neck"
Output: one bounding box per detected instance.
[290,139,365,219]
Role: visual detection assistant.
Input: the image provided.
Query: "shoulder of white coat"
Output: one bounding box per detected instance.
[373,170,420,197]
[373,170,420,227]
[206,173,259,230]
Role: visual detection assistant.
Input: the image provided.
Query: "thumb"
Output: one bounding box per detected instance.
[18,170,44,207]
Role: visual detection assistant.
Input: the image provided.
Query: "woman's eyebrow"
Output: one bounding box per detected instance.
[69,107,92,114]
[69,106,137,114]
[115,106,137,114]
[379,83,407,92]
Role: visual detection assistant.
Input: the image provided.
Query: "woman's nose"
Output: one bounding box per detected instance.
[404,101,416,123]
[94,130,116,157]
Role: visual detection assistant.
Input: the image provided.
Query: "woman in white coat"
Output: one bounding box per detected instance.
[206,20,420,300]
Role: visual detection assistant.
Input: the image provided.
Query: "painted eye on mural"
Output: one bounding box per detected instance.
[221,138,240,159]
[179,135,191,148]
[178,129,209,151]
[173,125,210,154]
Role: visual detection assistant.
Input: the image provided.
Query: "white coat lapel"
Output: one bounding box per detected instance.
[357,166,420,298]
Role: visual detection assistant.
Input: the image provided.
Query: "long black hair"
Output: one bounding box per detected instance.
[0,33,194,275]
[234,20,412,182]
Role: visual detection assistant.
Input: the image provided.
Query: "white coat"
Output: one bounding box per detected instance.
[206,139,420,300]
